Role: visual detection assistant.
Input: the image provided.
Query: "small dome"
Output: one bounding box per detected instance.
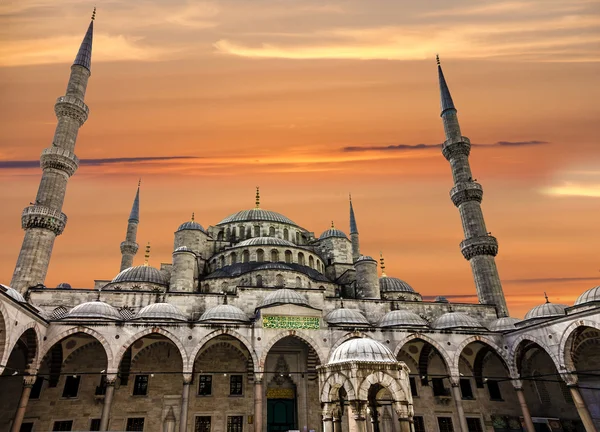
[432,312,485,330]
[56,282,72,289]
[488,317,521,332]
[379,277,415,293]
[177,220,205,232]
[355,255,376,263]
[524,302,567,320]
[199,304,249,323]
[329,338,397,364]
[0,285,26,303]
[379,310,428,328]
[112,265,167,285]
[218,209,297,226]
[174,246,194,253]
[261,289,309,308]
[319,228,348,240]
[65,301,121,320]
[575,286,600,305]
[134,303,187,321]
[255,263,294,271]
[238,237,295,247]
[325,308,370,326]
[434,296,449,303]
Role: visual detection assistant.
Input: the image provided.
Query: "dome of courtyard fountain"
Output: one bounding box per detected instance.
[134,303,187,321]
[431,312,485,330]
[260,288,309,308]
[64,301,121,320]
[199,304,249,323]
[379,310,429,328]
[329,338,397,364]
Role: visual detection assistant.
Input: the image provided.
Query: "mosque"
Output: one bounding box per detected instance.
[1,10,599,432]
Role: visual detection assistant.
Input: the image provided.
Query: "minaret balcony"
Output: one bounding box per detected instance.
[21,205,68,235]
[460,235,498,260]
[442,136,471,160]
[40,147,79,177]
[54,95,89,125]
[120,240,139,255]
[450,182,483,207]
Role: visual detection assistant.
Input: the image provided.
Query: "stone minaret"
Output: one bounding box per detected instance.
[10,11,96,293]
[349,194,360,262]
[437,56,509,317]
[119,181,140,271]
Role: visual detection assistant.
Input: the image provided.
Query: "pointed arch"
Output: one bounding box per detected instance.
[558,319,600,373]
[258,330,325,370]
[357,371,407,402]
[509,334,559,376]
[320,371,356,402]
[6,323,43,373]
[393,333,453,373]
[452,335,511,377]
[187,328,258,374]
[0,300,9,373]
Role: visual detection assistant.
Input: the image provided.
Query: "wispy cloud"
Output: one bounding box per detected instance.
[341,140,549,153]
[542,182,600,198]
[502,276,600,284]
[0,156,199,169]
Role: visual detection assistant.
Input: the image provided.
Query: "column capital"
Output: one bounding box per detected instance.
[183,373,193,385]
[254,373,264,383]
[23,375,37,387]
[560,372,578,386]
[350,401,367,420]
[449,375,461,387]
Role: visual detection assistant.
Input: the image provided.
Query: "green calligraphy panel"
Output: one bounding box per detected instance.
[262,315,320,330]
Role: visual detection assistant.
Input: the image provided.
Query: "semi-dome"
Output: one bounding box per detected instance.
[64,301,121,320]
[199,304,249,323]
[325,308,370,326]
[260,288,309,308]
[575,286,600,305]
[524,302,567,320]
[355,255,376,263]
[0,285,26,303]
[177,220,205,232]
[134,303,187,321]
[218,209,297,226]
[329,338,397,364]
[379,310,428,328]
[431,312,485,330]
[379,277,415,293]
[112,265,167,285]
[488,317,521,332]
[319,228,348,240]
[56,282,72,289]
[238,237,295,247]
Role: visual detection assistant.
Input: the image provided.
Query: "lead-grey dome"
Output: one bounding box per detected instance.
[325,308,370,326]
[64,301,121,320]
[261,289,309,308]
[134,303,187,321]
[255,263,294,271]
[57,282,72,289]
[524,302,567,320]
[238,237,295,247]
[379,277,415,293]
[218,209,297,226]
[575,286,600,305]
[177,220,205,232]
[112,265,167,285]
[199,304,249,323]
[431,312,485,330]
[319,228,348,240]
[329,338,397,364]
[379,310,428,328]
[0,285,26,303]
[488,317,521,332]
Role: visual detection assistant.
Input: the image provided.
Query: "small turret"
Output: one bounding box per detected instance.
[354,255,379,299]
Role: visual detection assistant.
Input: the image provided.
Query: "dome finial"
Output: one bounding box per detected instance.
[144,242,151,266]
[255,187,260,209]
[138,178,141,187]
[331,220,335,229]
[436,53,440,65]
[544,291,550,303]
[191,212,195,222]
[379,251,387,277]
[91,6,96,21]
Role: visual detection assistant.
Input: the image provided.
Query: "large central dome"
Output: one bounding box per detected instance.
[218,208,297,226]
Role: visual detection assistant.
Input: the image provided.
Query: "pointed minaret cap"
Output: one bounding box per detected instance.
[349,193,358,234]
[73,8,95,72]
[128,179,140,223]
[436,55,455,116]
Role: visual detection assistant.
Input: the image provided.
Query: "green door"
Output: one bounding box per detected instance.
[267,398,296,432]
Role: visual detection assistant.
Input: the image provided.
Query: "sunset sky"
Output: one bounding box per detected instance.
[1,0,599,318]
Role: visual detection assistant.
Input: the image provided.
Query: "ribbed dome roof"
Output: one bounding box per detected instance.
[524,302,567,320]
[112,265,167,285]
[0,285,26,303]
[355,255,376,263]
[177,220,205,232]
[57,282,72,289]
[379,277,415,293]
[325,308,370,326]
[65,301,121,320]
[218,209,297,226]
[319,228,348,240]
[575,286,600,305]
[255,263,293,271]
[329,338,397,364]
[379,310,428,328]
[134,303,187,321]
[261,289,309,308]
[488,317,521,332]
[199,304,249,323]
[238,237,295,247]
[431,312,485,330]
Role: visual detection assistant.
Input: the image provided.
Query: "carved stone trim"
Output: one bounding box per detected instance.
[450,182,483,207]
[442,136,471,161]
[54,95,89,126]
[40,147,79,177]
[21,205,67,235]
[460,235,498,260]
[120,241,139,255]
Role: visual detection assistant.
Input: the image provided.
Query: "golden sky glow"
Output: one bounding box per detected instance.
[1,0,599,318]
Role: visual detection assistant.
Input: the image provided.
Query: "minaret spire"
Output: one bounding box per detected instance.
[437,56,508,317]
[349,194,360,262]
[120,181,141,271]
[10,11,95,292]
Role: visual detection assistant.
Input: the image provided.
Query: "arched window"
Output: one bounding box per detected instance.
[283,228,289,240]
[298,252,305,266]
[256,275,263,287]
[295,232,300,243]
[242,250,250,263]
[271,249,279,262]
[285,250,292,264]
[203,284,210,293]
[219,256,225,268]
[217,231,224,241]
[275,274,284,287]
[230,252,237,265]
[309,256,314,269]
[257,249,264,262]
[254,225,261,237]
[295,276,302,288]
[269,226,276,237]
[238,226,245,240]
[307,281,311,288]
[226,228,231,241]
[246,226,252,239]
[231,227,237,241]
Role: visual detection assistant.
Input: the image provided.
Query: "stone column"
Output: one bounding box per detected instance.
[393,401,413,432]
[99,375,117,431]
[569,385,597,432]
[254,377,264,432]
[180,374,192,432]
[323,404,334,432]
[333,408,342,432]
[398,419,411,432]
[10,376,36,432]
[450,380,468,432]
[513,383,535,432]
[350,402,367,432]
